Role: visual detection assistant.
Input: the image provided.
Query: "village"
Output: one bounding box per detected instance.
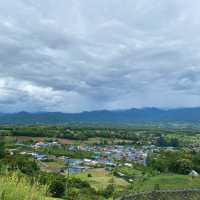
[7,131,200,190]
[12,139,149,179]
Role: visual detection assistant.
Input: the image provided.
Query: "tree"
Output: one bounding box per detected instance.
[49,179,66,198]
[3,155,39,176]
[169,138,180,147]
[173,159,193,174]
[156,135,167,147]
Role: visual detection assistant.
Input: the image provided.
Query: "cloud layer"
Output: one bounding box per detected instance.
[0,0,200,112]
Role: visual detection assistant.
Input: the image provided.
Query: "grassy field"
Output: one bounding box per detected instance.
[13,136,75,144]
[71,168,129,191]
[40,160,66,172]
[133,174,200,192]
[0,173,47,200]
[85,137,133,145]
[0,172,64,200]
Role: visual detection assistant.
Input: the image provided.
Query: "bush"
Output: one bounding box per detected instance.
[102,184,114,198]
[38,171,66,185]
[48,178,66,198]
[69,178,90,188]
[3,155,39,176]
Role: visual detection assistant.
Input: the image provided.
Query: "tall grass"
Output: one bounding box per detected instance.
[0,172,47,200]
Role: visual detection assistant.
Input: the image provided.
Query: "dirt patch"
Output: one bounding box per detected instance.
[58,138,75,145]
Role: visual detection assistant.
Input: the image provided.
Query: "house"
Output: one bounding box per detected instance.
[117,172,125,177]
[124,163,132,167]
[64,166,86,174]
[64,158,83,166]
[189,170,199,177]
[32,141,59,149]
[31,153,48,160]
[33,142,49,148]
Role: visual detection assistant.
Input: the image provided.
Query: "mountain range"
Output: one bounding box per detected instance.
[0,107,200,124]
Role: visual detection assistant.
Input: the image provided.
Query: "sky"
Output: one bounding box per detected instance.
[0,0,200,112]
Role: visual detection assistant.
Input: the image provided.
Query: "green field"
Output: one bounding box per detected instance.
[71,168,129,191]
[40,160,66,172]
[133,174,200,192]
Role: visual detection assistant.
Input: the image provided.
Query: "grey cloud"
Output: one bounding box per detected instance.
[0,0,200,112]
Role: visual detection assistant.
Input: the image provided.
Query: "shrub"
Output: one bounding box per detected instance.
[48,178,66,198]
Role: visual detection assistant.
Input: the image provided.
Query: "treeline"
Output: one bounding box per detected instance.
[0,125,142,141]
[0,125,197,147]
[156,135,180,147]
[148,150,200,174]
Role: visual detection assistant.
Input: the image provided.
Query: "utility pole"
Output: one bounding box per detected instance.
[66,158,70,198]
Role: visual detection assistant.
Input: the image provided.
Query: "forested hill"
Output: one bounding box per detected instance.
[0,108,200,124]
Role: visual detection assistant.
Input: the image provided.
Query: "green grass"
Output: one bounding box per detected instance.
[85,137,132,145]
[116,166,143,178]
[133,174,200,192]
[0,172,47,200]
[71,168,129,191]
[41,160,66,171]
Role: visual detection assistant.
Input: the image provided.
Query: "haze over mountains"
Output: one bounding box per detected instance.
[0,107,200,124]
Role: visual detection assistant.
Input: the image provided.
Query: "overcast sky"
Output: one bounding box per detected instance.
[0,0,200,112]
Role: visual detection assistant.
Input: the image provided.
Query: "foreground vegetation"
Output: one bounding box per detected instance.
[128,175,200,192]
[0,172,46,200]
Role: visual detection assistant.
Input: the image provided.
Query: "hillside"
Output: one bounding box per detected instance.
[0,108,200,124]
